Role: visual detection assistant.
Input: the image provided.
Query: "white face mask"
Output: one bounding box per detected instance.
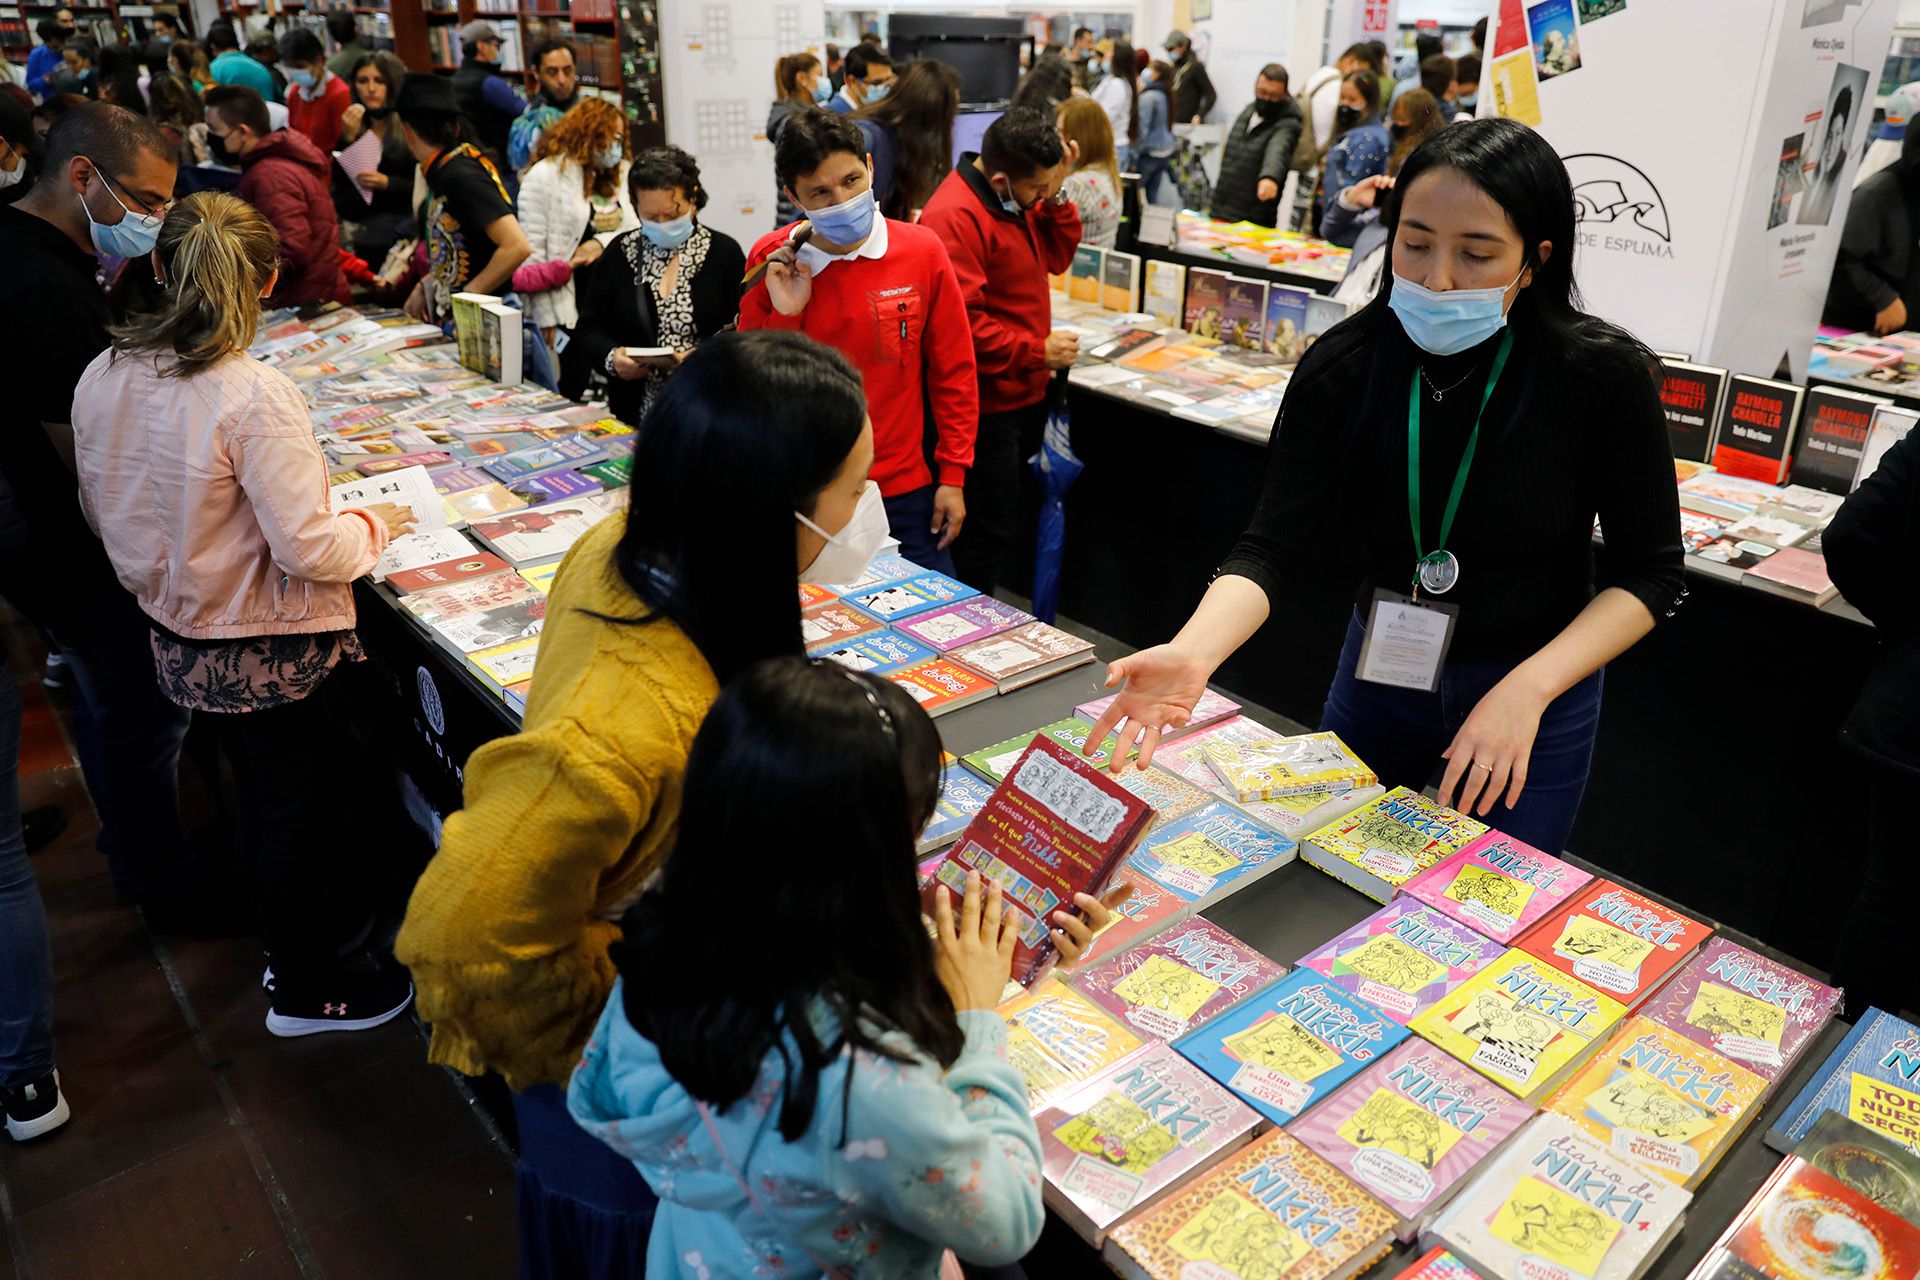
[797,481,889,583]
[0,150,22,190]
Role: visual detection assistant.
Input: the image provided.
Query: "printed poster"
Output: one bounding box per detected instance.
[1798,62,1870,226]
[1577,0,1625,18]
[1493,0,1530,57]
[1490,51,1543,126]
[1528,0,1584,79]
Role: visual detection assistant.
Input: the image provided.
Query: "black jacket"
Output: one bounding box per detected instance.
[1826,425,1920,775]
[452,59,516,163]
[1823,132,1920,332]
[330,123,417,263]
[1211,98,1304,226]
[1170,52,1217,124]
[568,225,747,426]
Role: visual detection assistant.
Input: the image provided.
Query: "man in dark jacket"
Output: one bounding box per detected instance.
[1824,125,1920,334]
[1163,29,1216,123]
[452,20,524,166]
[1209,64,1302,226]
[205,86,349,306]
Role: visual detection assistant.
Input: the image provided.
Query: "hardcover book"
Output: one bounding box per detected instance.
[1200,731,1376,802]
[1070,917,1287,1041]
[1228,786,1387,844]
[1081,876,1192,967]
[1642,938,1841,1084]
[1402,833,1595,946]
[998,979,1145,1112]
[886,658,997,717]
[1183,267,1230,340]
[1112,766,1217,830]
[1657,360,1728,463]
[1173,970,1409,1126]
[918,755,995,855]
[1296,899,1505,1024]
[1105,1128,1398,1280]
[1543,1016,1767,1188]
[961,730,1047,784]
[1123,801,1299,913]
[797,582,836,609]
[1683,1155,1920,1280]
[1791,385,1888,495]
[1791,1110,1920,1225]
[813,630,941,676]
[1074,688,1242,740]
[1712,373,1805,484]
[1410,950,1627,1104]
[1292,1039,1537,1242]
[515,468,604,505]
[1516,879,1714,1007]
[1038,1043,1263,1245]
[891,596,1036,652]
[1302,787,1489,903]
[1221,276,1269,352]
[843,571,979,623]
[799,601,884,653]
[944,622,1096,692]
[1768,1008,1920,1156]
[925,736,1155,987]
[1150,715,1289,790]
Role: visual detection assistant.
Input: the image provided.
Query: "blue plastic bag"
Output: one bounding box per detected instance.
[1028,393,1083,623]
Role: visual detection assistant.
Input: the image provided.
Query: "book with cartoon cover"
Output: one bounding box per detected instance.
[1397,1246,1487,1280]
[1074,688,1242,739]
[1150,716,1291,790]
[1402,832,1595,946]
[1683,1154,1920,1280]
[1123,801,1298,914]
[1410,950,1627,1104]
[1302,787,1490,903]
[1201,731,1377,803]
[799,601,885,653]
[1424,1114,1690,1280]
[891,596,1035,652]
[1790,1111,1920,1226]
[1296,899,1505,1025]
[944,621,1096,692]
[842,571,979,623]
[1079,877,1191,968]
[1111,766,1216,830]
[997,979,1146,1113]
[1292,1039,1537,1242]
[1173,970,1408,1126]
[886,658,996,717]
[1070,917,1287,1041]
[1543,1016,1767,1189]
[1037,1042,1262,1245]
[918,755,994,855]
[1516,879,1713,1008]
[1642,937,1841,1084]
[812,629,940,676]
[1768,1007,1920,1156]
[1105,1127,1397,1280]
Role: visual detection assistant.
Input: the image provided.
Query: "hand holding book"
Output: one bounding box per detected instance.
[933,870,1018,1012]
[1049,882,1135,969]
[362,502,417,541]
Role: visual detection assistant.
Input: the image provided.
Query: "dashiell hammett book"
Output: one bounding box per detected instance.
[1104,1127,1398,1280]
[1410,950,1628,1105]
[1401,831,1596,946]
[1173,969,1409,1127]
[997,979,1145,1113]
[1422,1113,1691,1280]
[1767,1007,1920,1157]
[1516,879,1714,1009]
[1122,800,1298,914]
[1037,1042,1262,1245]
[1069,916,1287,1041]
[1642,937,1841,1085]
[1683,1153,1920,1280]
[1302,786,1490,903]
[1543,1016,1768,1190]
[1296,899,1506,1025]
[1291,1038,1538,1243]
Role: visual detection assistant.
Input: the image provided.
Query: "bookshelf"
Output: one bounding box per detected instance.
[2,0,188,65]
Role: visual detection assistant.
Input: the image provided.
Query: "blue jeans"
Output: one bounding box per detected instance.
[0,667,55,1089]
[1138,153,1174,206]
[882,485,956,576]
[1320,611,1604,854]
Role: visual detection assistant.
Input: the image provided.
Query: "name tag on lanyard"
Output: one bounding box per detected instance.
[1356,588,1458,692]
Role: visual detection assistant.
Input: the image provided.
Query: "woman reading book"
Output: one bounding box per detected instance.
[1087,119,1684,855]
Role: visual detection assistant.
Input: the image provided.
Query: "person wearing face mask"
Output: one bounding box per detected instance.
[1210,62,1302,227]
[277,28,350,153]
[828,43,894,116]
[0,94,38,204]
[1136,59,1177,205]
[204,86,349,306]
[1317,68,1387,236]
[921,107,1082,596]
[1086,119,1684,858]
[852,56,962,222]
[514,97,639,348]
[396,330,879,1279]
[742,108,977,576]
[329,51,414,269]
[1452,54,1481,120]
[767,50,826,229]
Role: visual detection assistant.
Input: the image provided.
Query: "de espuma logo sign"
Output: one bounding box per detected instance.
[1563,153,1675,260]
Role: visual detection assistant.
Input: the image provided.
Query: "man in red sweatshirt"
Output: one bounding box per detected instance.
[919,106,1082,594]
[741,108,977,575]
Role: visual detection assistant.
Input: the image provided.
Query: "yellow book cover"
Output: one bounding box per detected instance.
[1199,731,1377,802]
[1410,950,1626,1102]
[997,980,1144,1113]
[1545,1016,1768,1187]
[1305,786,1488,894]
[518,563,559,595]
[468,635,541,690]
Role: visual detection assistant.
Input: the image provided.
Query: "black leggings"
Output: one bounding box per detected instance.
[1832,761,1918,1020]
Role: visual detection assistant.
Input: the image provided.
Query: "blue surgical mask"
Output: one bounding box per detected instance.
[811,77,831,103]
[864,80,890,105]
[79,160,163,258]
[1388,268,1524,356]
[641,213,694,249]
[594,142,622,170]
[286,66,317,91]
[805,185,876,244]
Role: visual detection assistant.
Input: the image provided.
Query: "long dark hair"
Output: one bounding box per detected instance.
[614,656,957,1140]
[609,331,866,685]
[1109,40,1138,147]
[858,57,959,218]
[1011,56,1073,113]
[1329,69,1381,148]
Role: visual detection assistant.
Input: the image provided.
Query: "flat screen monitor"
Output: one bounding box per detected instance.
[952,110,1002,161]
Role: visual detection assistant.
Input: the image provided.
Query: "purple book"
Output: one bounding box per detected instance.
[433,466,496,494]
[1296,899,1504,1024]
[892,596,1036,652]
[1641,936,1842,1083]
[516,469,604,503]
[1069,917,1286,1041]
[1289,1039,1535,1242]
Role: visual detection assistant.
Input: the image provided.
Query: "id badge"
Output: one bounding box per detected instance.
[1355,589,1459,693]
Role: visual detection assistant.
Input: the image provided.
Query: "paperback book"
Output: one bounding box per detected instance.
[1768,1007,1920,1156]
[1677,471,1788,521]
[1516,879,1714,1007]
[1791,385,1887,495]
[1397,1247,1486,1280]
[1184,267,1230,340]
[427,597,546,654]
[1112,766,1217,829]
[799,601,884,653]
[891,596,1036,652]
[812,629,940,676]
[1070,917,1287,1041]
[1683,1154,1920,1280]
[443,481,530,524]
[944,622,1096,692]
[1401,833,1595,945]
[1123,801,1299,913]
[1791,1110,1920,1225]
[1301,787,1489,903]
[1222,276,1268,352]
[1642,937,1841,1084]
[1200,731,1376,802]
[1265,284,1312,360]
[1296,899,1505,1024]
[1142,259,1186,328]
[1074,688,1242,739]
[998,980,1146,1112]
[886,658,996,716]
[1070,244,1105,302]
[918,756,995,855]
[1102,250,1142,312]
[842,572,978,623]
[1150,716,1290,791]
[1712,373,1804,484]
[398,571,535,627]
[1658,360,1728,462]
[384,549,512,593]
[466,635,541,694]
[1082,876,1192,967]
[467,499,614,566]
[1410,950,1628,1103]
[1743,546,1839,606]
[373,528,490,582]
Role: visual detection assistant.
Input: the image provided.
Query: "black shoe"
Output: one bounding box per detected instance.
[265,962,413,1038]
[3,1070,71,1141]
[22,807,68,855]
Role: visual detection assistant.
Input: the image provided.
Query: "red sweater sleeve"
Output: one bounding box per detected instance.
[934,207,1044,382]
[921,242,979,487]
[738,236,806,332]
[1031,198,1082,276]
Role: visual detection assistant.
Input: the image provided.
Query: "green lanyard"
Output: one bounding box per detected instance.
[1407,331,1513,584]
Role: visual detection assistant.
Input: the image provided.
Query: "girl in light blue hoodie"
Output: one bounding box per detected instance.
[570,656,1087,1279]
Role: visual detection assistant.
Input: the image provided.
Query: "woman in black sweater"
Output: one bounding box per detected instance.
[1088,120,1683,854]
[332,53,418,271]
[568,146,746,427]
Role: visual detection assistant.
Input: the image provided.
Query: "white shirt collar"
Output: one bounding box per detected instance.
[796,211,889,276]
[836,84,860,112]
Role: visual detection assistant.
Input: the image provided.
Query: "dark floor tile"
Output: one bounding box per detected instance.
[216,1246,306,1280]
[305,1146,516,1280]
[46,882,144,984]
[38,917,187,1073]
[19,772,108,902]
[12,1130,285,1280]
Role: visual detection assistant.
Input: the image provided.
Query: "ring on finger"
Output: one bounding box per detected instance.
[1472,761,1494,773]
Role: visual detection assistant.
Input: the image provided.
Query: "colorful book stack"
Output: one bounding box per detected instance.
[1514,879,1713,1008]
[1303,787,1491,903]
[1401,833,1595,946]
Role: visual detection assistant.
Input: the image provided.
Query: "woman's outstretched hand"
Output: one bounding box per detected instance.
[1084,643,1212,772]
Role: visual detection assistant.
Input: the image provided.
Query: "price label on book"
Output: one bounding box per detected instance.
[1356,980,1418,1018]
[1572,957,1639,996]
[1228,1062,1312,1115]
[1359,848,1419,881]
[1471,1038,1540,1088]
[1060,1154,1145,1216]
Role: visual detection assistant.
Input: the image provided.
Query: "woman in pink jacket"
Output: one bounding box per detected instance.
[71,191,418,1039]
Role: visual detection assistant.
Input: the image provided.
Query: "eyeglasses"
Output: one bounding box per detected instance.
[91,160,171,220]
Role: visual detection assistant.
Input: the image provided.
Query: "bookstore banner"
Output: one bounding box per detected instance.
[1481,0,1898,379]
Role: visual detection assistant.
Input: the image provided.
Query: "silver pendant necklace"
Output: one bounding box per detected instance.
[1420,363,1481,403]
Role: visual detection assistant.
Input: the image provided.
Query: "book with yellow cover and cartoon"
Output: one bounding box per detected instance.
[997,980,1146,1114]
[1516,878,1714,1009]
[1302,787,1489,903]
[1410,950,1627,1104]
[1200,731,1377,803]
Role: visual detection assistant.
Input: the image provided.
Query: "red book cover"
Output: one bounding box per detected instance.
[1516,878,1714,1008]
[1712,374,1804,483]
[1705,1156,1920,1280]
[385,551,513,594]
[924,736,1156,987]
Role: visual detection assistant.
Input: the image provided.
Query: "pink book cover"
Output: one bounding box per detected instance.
[1289,1039,1536,1241]
[1147,715,1284,790]
[1074,688,1242,738]
[1078,878,1191,968]
[1401,832,1595,945]
[892,596,1036,652]
[1296,899,1504,1024]
[1640,937,1841,1083]
[1069,917,1287,1041]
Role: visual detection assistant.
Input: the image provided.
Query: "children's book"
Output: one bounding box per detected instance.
[944,622,1096,692]
[1515,879,1713,1007]
[1790,1110,1920,1226]
[1105,1128,1398,1280]
[1123,801,1298,913]
[1142,259,1187,328]
[812,630,941,676]
[1301,787,1489,903]
[925,736,1155,987]
[1074,688,1242,739]
[1173,970,1408,1126]
[891,596,1036,652]
[918,755,995,855]
[1200,731,1376,802]
[330,464,447,534]
[799,601,885,653]
[1230,786,1388,844]
[1684,1154,1920,1280]
[1641,937,1841,1084]
[1070,917,1286,1041]
[886,658,997,717]
[1296,900,1505,1025]
[1292,1039,1538,1242]
[1111,766,1216,829]
[1149,715,1289,791]
[998,979,1145,1112]
[842,571,978,623]
[1410,951,1627,1104]
[960,729,1047,784]
[466,635,541,693]
[373,528,492,582]
[1423,1114,1691,1280]
[797,581,836,609]
[1079,876,1191,968]
[1396,1247,1487,1280]
[1038,1042,1263,1245]
[1768,1008,1920,1156]
[1401,833,1595,946]
[1543,1016,1767,1188]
